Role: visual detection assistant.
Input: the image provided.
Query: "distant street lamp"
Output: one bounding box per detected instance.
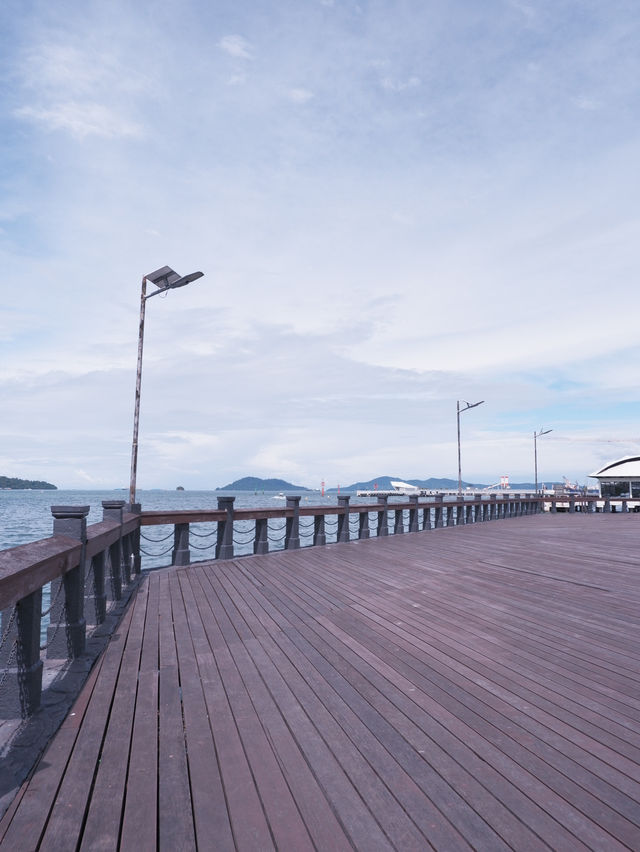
[534,427,552,494]
[128,266,204,507]
[457,399,485,495]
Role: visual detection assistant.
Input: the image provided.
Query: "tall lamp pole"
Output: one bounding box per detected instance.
[128,265,204,507]
[457,399,484,495]
[534,427,552,495]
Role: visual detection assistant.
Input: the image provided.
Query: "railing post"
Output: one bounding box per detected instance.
[456,499,465,525]
[90,551,107,624]
[621,499,629,513]
[337,496,350,543]
[409,496,419,532]
[513,494,520,518]
[126,501,142,573]
[313,514,326,546]
[569,497,576,514]
[358,511,370,539]
[285,496,301,549]
[377,496,389,536]
[489,494,497,520]
[16,589,44,716]
[394,506,404,534]
[121,532,132,585]
[473,494,483,522]
[465,498,473,524]
[172,523,191,565]
[102,501,126,599]
[254,518,269,554]
[446,503,454,527]
[434,494,444,528]
[51,506,89,659]
[216,497,235,559]
[422,501,432,530]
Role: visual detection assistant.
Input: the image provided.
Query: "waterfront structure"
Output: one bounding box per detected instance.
[590,455,640,498]
[0,509,637,849]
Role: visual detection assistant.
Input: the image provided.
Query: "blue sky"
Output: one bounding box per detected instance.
[1,0,639,489]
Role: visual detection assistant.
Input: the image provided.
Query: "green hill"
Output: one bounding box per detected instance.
[0,476,57,490]
[218,476,312,492]
[328,475,483,492]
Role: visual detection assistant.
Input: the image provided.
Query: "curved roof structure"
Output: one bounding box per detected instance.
[590,455,640,479]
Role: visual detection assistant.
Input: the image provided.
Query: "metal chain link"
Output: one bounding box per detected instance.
[140,529,174,543]
[267,534,286,543]
[41,579,65,618]
[40,604,66,651]
[189,527,218,539]
[0,639,18,691]
[140,544,174,557]
[84,557,94,583]
[230,528,255,541]
[190,541,217,551]
[0,606,18,655]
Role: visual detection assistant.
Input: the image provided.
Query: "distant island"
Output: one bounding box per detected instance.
[215,474,545,494]
[218,476,313,492]
[327,476,541,492]
[327,475,481,492]
[0,475,57,490]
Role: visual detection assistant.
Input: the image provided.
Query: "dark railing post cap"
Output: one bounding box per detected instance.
[102,500,127,510]
[51,505,90,519]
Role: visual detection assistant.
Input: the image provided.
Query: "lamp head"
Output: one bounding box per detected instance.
[144,266,204,298]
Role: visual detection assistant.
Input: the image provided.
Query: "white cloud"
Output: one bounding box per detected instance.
[2,0,640,491]
[15,102,143,139]
[574,95,600,111]
[218,35,253,60]
[380,76,420,92]
[288,88,314,103]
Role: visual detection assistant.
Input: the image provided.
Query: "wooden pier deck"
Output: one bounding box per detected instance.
[1,514,639,850]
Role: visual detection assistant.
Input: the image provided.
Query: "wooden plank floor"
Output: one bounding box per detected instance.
[1,513,639,850]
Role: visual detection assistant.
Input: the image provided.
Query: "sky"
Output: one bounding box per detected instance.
[1,0,639,491]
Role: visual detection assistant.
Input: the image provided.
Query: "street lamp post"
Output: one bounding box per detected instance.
[457,399,485,495]
[534,427,552,494]
[128,266,204,508]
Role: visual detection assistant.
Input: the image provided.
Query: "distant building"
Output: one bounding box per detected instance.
[590,456,640,498]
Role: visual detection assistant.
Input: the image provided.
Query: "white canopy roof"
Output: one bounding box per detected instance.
[590,456,640,479]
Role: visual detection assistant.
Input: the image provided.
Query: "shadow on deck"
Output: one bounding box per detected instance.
[1,514,639,850]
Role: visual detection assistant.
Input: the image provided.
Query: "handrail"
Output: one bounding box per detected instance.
[0,502,141,724]
[0,535,81,612]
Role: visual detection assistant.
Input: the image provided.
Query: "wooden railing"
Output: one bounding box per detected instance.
[0,491,635,722]
[139,493,543,565]
[0,501,139,721]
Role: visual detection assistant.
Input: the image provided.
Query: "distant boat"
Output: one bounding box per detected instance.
[272,492,286,499]
[390,481,420,494]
